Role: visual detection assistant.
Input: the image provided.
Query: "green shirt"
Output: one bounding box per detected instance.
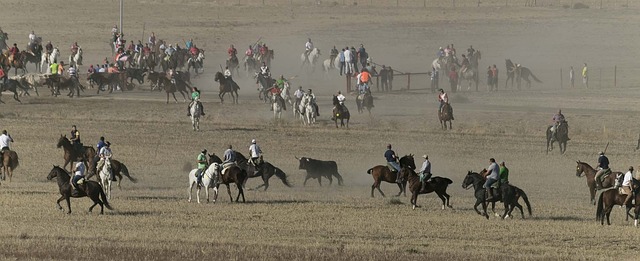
[499,166,509,183]
[276,79,287,89]
[50,63,59,75]
[191,91,200,100]
[197,153,207,169]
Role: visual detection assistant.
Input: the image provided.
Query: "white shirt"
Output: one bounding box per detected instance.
[29,33,36,43]
[419,160,431,174]
[68,67,76,77]
[74,162,85,176]
[622,171,633,187]
[0,134,12,148]
[337,94,346,102]
[249,144,262,158]
[224,69,232,77]
[99,147,112,158]
[344,49,352,62]
[294,89,304,99]
[98,68,106,73]
[356,73,362,85]
[305,41,313,51]
[260,66,269,75]
[111,27,118,35]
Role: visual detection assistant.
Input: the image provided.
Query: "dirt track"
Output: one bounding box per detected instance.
[1,1,640,260]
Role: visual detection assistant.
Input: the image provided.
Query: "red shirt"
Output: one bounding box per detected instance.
[190,47,199,56]
[228,47,236,56]
[260,46,268,55]
[449,71,458,81]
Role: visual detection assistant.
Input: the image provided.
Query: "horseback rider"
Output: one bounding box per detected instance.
[460,54,470,73]
[96,141,115,181]
[437,47,445,61]
[595,151,610,190]
[28,31,37,45]
[308,89,319,116]
[148,32,156,48]
[336,91,346,112]
[330,46,339,68]
[294,86,304,110]
[195,149,208,186]
[111,24,119,38]
[245,45,253,57]
[484,158,500,201]
[187,87,205,116]
[223,145,236,164]
[621,166,634,206]
[69,125,83,154]
[70,42,79,56]
[0,67,6,86]
[71,161,86,193]
[276,75,288,91]
[0,130,14,160]
[357,68,371,94]
[224,66,232,79]
[304,38,314,62]
[437,89,452,117]
[467,45,475,57]
[551,109,566,141]
[259,44,268,58]
[9,43,20,62]
[260,62,270,78]
[418,155,432,193]
[185,38,194,50]
[269,82,287,111]
[385,144,402,183]
[45,41,53,55]
[228,44,237,59]
[189,44,199,57]
[499,161,509,186]
[249,139,262,166]
[96,137,106,155]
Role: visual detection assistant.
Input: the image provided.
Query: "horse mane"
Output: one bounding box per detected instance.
[52,165,70,179]
[577,161,594,170]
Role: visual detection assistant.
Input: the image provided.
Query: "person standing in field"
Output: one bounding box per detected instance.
[491,65,499,91]
[582,63,588,88]
[569,66,575,88]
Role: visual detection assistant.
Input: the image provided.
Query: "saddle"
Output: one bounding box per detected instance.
[221,162,236,175]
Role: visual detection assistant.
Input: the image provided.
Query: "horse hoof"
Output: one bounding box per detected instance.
[503,214,510,220]
[188,199,191,203]
[412,205,416,210]
[494,213,501,217]
[441,205,445,210]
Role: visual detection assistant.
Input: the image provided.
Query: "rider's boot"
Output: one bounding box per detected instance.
[111,172,117,181]
[420,180,426,193]
[200,102,205,116]
[487,188,495,201]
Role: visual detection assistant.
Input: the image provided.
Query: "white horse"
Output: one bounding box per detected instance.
[189,100,201,131]
[272,94,283,120]
[302,94,316,125]
[323,56,340,74]
[69,47,83,67]
[41,48,59,73]
[187,164,219,203]
[432,58,441,71]
[98,158,113,200]
[300,48,321,71]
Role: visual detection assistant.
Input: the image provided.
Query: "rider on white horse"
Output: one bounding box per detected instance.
[304,38,313,62]
[195,149,208,186]
[294,86,304,113]
[187,87,205,116]
[96,141,115,181]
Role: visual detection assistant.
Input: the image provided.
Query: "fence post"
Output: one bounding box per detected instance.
[614,65,617,88]
[560,68,563,88]
[346,73,351,93]
[407,73,411,90]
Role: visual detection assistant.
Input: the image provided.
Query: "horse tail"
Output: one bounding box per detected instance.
[99,186,114,210]
[9,151,19,170]
[274,167,292,187]
[517,187,533,216]
[596,191,604,221]
[120,163,137,183]
[528,69,543,83]
[367,168,374,175]
[441,177,453,184]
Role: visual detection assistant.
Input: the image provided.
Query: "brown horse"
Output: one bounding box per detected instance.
[56,135,96,172]
[575,161,621,205]
[596,187,635,225]
[406,168,453,210]
[158,75,190,104]
[46,165,113,214]
[1,150,19,182]
[4,52,27,75]
[439,103,453,129]
[367,154,416,198]
[86,158,137,189]
[214,71,239,104]
[212,162,247,203]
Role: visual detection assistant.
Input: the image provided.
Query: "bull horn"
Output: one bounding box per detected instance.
[294,156,299,160]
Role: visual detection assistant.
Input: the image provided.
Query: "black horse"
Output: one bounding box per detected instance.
[356,91,374,114]
[251,159,293,191]
[546,121,569,154]
[46,165,113,214]
[255,72,273,103]
[214,71,239,104]
[332,95,350,128]
[462,171,532,219]
[404,168,453,210]
[0,79,28,103]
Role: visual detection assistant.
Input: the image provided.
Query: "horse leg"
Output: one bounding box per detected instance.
[436,192,447,210]
[172,93,178,103]
[56,195,65,211]
[65,197,72,214]
[226,184,233,202]
[196,186,201,204]
[188,182,193,202]
[412,193,419,210]
[235,182,245,203]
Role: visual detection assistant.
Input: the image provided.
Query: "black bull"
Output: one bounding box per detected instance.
[296,157,344,186]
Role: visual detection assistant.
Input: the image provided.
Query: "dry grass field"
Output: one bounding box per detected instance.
[1,1,640,260]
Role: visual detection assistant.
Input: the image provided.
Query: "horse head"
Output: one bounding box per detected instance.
[399,154,416,170]
[462,171,482,190]
[56,135,68,148]
[47,165,65,180]
[575,160,590,177]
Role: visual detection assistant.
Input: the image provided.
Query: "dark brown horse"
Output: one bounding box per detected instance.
[214,71,239,104]
[405,168,453,210]
[462,171,532,219]
[251,160,293,191]
[332,95,350,128]
[1,150,19,182]
[546,121,569,154]
[46,165,113,214]
[212,162,247,203]
[576,161,621,205]
[56,135,96,172]
[367,154,416,197]
[86,158,137,189]
[158,75,190,104]
[439,103,453,129]
[597,187,634,225]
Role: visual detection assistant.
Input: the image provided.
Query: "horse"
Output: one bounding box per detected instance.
[243,56,259,77]
[596,180,640,225]
[355,91,374,114]
[458,67,479,91]
[158,75,190,104]
[187,163,219,204]
[189,100,201,131]
[21,50,42,73]
[56,135,96,172]
[250,158,293,191]
[405,168,453,210]
[322,56,340,74]
[40,48,59,73]
[188,51,205,74]
[301,94,316,125]
[505,59,516,89]
[575,161,622,205]
[46,165,113,214]
[332,95,350,128]
[0,32,7,51]
[462,171,532,219]
[98,158,113,199]
[439,103,453,129]
[367,154,417,198]
[85,158,137,189]
[271,93,284,120]
[255,72,273,102]
[0,79,28,103]
[301,48,321,72]
[225,54,240,76]
[4,53,27,76]
[214,71,239,104]
[211,162,247,203]
[0,150,19,182]
[546,121,569,154]
[68,47,83,67]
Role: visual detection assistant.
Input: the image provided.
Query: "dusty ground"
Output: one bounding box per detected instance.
[1,1,640,260]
